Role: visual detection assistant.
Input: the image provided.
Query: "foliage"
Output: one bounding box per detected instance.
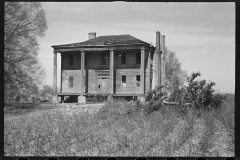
[167,72,225,110]
[210,93,226,109]
[86,93,109,103]
[164,50,188,92]
[144,85,167,115]
[4,2,47,103]
[39,85,54,101]
[19,82,39,102]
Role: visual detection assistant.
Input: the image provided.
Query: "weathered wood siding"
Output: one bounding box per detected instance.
[116,69,141,94]
[87,70,110,94]
[62,70,83,93]
[61,50,152,94]
[85,52,110,70]
[114,51,140,69]
[62,52,81,70]
[88,70,97,93]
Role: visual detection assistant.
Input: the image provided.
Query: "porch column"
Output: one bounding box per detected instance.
[81,51,85,93]
[53,51,58,105]
[141,49,145,94]
[60,53,62,93]
[110,49,114,94]
[148,49,151,92]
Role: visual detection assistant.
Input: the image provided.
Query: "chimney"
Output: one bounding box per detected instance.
[88,32,96,40]
[152,31,161,90]
[161,35,166,88]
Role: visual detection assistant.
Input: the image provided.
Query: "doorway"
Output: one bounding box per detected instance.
[97,74,110,92]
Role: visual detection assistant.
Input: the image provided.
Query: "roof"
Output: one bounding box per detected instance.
[52,34,149,48]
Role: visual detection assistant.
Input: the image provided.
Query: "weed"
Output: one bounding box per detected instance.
[4,99,234,156]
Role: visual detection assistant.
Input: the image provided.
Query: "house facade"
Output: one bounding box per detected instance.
[51,32,165,103]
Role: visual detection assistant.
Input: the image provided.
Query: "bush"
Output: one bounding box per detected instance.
[209,93,226,109]
[167,72,226,110]
[86,93,108,103]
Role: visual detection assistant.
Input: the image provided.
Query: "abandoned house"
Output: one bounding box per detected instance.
[51,31,166,103]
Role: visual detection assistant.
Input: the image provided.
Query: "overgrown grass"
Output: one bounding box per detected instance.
[4,98,234,156]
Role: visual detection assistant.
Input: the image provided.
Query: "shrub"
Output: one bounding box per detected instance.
[209,93,226,109]
[86,93,108,103]
[167,72,225,110]
[143,86,168,115]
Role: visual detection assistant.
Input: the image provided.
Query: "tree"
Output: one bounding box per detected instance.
[18,81,40,102]
[39,85,53,101]
[168,72,223,110]
[4,2,47,103]
[164,48,188,92]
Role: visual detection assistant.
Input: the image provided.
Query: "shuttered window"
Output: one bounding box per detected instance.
[69,76,73,87]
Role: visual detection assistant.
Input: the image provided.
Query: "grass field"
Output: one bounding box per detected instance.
[4,99,234,157]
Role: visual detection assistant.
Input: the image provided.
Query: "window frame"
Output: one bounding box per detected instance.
[69,76,73,88]
[136,75,140,87]
[121,75,126,87]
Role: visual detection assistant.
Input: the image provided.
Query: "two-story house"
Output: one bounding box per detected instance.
[51,31,165,103]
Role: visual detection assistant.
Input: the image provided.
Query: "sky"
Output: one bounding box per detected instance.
[37,2,235,93]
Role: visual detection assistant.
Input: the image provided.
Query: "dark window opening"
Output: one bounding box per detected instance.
[121,75,126,87]
[69,55,73,66]
[121,53,126,64]
[69,76,73,87]
[101,53,107,65]
[136,52,141,64]
[136,75,140,86]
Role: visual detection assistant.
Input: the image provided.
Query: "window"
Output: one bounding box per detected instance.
[136,75,140,86]
[101,53,107,65]
[69,55,73,66]
[120,53,126,64]
[85,54,87,65]
[121,75,126,87]
[69,76,73,87]
[136,52,141,64]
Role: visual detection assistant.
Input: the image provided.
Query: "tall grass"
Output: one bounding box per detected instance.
[4,98,234,156]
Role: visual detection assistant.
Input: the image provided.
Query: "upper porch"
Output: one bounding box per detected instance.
[51,33,155,104]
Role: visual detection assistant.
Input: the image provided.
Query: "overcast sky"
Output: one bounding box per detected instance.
[38,2,235,93]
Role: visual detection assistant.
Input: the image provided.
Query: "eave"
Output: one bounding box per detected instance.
[53,43,151,53]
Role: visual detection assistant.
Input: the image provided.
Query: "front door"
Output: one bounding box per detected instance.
[97,74,110,92]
